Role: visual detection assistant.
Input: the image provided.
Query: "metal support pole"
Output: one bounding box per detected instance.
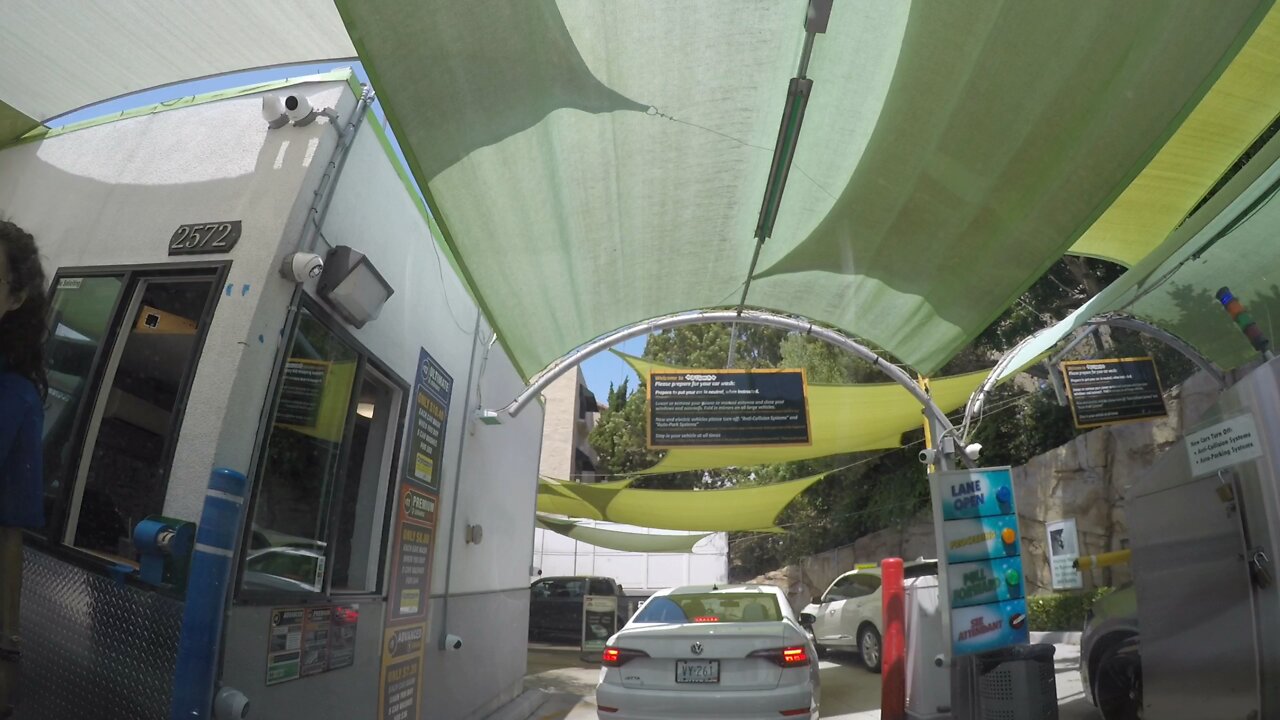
[476,309,961,446]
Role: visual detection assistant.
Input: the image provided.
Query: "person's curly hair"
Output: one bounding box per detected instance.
[0,219,48,398]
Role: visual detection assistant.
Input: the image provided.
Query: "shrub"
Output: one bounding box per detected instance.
[1027,587,1113,631]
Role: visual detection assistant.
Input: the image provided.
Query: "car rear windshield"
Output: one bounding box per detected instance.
[633,593,782,624]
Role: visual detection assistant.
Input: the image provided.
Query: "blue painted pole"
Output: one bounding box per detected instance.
[170,468,247,720]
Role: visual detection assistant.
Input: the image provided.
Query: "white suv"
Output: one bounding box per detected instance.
[800,560,937,673]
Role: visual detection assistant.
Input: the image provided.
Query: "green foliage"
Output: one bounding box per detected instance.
[584,257,1198,580]
[1027,587,1114,631]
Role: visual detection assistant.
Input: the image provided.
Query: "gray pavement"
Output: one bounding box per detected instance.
[515,643,1102,720]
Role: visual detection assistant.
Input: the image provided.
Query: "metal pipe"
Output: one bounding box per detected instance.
[1074,549,1131,571]
[298,85,374,255]
[478,309,961,442]
[437,307,484,650]
[170,468,248,720]
[961,312,1228,441]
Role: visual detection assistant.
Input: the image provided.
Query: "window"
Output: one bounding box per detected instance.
[588,578,615,596]
[242,306,404,597]
[850,574,882,597]
[41,268,222,565]
[825,574,861,601]
[632,593,782,624]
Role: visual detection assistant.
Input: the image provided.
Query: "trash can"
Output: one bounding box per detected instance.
[952,644,1058,720]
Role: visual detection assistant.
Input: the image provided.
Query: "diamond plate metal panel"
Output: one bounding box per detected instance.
[16,547,183,720]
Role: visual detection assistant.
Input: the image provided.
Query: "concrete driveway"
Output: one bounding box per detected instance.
[519,643,1102,719]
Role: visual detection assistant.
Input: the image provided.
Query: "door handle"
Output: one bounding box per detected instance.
[1249,548,1273,589]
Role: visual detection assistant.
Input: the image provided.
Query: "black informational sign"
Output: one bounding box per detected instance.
[407,349,453,492]
[275,359,328,427]
[168,220,242,255]
[1060,357,1167,428]
[647,369,810,448]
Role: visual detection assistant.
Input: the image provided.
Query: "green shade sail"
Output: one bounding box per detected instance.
[0,99,38,143]
[618,353,987,474]
[536,473,825,532]
[337,0,1270,380]
[535,515,711,553]
[996,122,1280,381]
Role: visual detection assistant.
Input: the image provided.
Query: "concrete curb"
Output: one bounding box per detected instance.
[1031,631,1081,645]
[483,688,553,720]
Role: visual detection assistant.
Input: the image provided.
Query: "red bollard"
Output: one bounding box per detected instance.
[880,557,906,720]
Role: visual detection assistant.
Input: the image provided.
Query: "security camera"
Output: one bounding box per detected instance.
[283,94,318,125]
[262,94,289,129]
[964,443,983,461]
[918,448,937,465]
[444,633,463,651]
[281,252,324,283]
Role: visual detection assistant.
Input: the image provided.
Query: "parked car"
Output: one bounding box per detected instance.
[1080,585,1141,720]
[799,559,938,673]
[596,584,820,720]
[243,546,326,593]
[529,575,628,643]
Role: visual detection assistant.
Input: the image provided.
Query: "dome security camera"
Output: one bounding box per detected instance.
[284,94,320,126]
[964,443,983,461]
[281,252,324,283]
[261,94,289,129]
[444,634,463,651]
[918,448,937,465]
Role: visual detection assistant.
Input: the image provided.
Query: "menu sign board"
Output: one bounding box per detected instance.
[265,608,304,685]
[389,518,433,622]
[379,625,426,720]
[378,347,449,719]
[647,369,810,448]
[1060,357,1166,429]
[407,349,453,493]
[936,468,1029,656]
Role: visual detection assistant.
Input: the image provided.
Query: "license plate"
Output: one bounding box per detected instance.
[675,659,720,684]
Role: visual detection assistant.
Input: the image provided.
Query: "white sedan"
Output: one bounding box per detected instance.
[595,584,820,720]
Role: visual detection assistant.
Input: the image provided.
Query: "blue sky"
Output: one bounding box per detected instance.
[54,61,642,402]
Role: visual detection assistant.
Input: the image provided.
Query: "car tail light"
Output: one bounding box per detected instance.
[779,708,811,717]
[602,646,649,667]
[748,645,810,667]
[598,707,619,714]
[692,616,720,623]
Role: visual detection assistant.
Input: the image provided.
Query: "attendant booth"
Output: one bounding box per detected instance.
[0,72,543,720]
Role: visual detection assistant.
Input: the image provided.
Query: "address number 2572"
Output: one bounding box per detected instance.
[168,221,242,256]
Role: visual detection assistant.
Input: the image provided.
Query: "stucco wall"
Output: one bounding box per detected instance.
[318,120,544,719]
[0,79,354,524]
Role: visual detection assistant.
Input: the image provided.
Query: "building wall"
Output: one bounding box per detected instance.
[313,119,544,719]
[532,524,729,595]
[539,369,581,480]
[0,79,353,522]
[2,75,544,720]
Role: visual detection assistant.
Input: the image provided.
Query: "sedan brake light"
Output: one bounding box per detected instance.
[602,646,649,667]
[748,645,810,667]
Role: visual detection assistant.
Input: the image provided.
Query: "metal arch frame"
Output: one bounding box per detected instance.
[476,309,963,443]
[960,312,1228,441]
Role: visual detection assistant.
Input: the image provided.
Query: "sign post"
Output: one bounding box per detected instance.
[1046,519,1083,591]
[581,595,619,658]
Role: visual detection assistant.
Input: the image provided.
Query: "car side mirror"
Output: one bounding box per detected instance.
[813,595,823,605]
[799,612,816,626]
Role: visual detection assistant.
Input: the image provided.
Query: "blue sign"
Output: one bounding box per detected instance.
[941,468,1015,520]
[947,557,1025,609]
[951,599,1030,656]
[941,515,1020,564]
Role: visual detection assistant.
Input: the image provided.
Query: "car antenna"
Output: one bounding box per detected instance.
[712,583,719,590]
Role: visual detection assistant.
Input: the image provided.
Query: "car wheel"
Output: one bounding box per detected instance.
[859,626,882,673]
[1095,642,1142,720]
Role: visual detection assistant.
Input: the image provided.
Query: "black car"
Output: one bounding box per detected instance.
[528,576,629,643]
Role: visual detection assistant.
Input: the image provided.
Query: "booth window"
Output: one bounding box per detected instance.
[40,268,223,565]
[243,306,403,597]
